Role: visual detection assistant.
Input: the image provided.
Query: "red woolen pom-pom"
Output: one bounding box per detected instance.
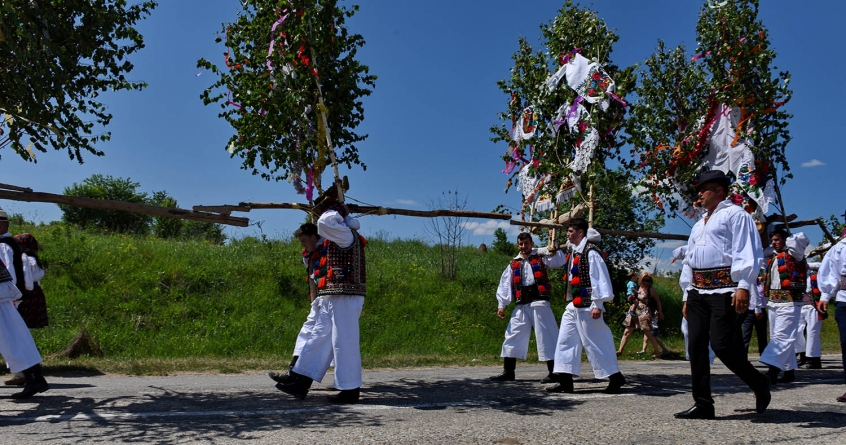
[573,297,582,306]
[571,276,581,286]
[513,276,520,284]
[534,271,543,279]
[538,285,547,294]
[327,267,334,279]
[813,288,821,295]
[515,290,521,299]
[318,277,326,288]
[573,256,580,265]
[781,279,791,288]
[777,265,788,273]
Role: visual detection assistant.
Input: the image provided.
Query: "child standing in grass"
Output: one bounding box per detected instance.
[489,232,566,383]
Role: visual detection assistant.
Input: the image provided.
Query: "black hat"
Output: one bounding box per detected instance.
[694,170,731,191]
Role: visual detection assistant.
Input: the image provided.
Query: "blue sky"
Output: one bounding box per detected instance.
[2,1,843,271]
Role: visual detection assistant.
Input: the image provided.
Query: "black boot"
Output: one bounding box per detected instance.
[489,358,516,381]
[328,388,360,404]
[777,369,795,383]
[269,355,299,384]
[540,360,556,383]
[546,373,574,393]
[766,366,780,386]
[11,364,49,400]
[604,372,626,394]
[806,357,822,369]
[276,372,313,400]
[796,352,807,367]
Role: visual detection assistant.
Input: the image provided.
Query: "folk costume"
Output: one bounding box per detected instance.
[491,247,566,382]
[759,233,810,384]
[679,196,769,417]
[675,246,716,364]
[14,234,48,329]
[0,257,49,398]
[279,207,366,404]
[794,262,823,369]
[549,228,625,394]
[818,237,846,396]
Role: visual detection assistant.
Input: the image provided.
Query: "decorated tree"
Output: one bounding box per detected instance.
[626,0,792,221]
[490,1,662,274]
[0,0,157,163]
[198,0,375,201]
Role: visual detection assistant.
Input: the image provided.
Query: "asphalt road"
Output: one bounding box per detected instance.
[2,356,846,444]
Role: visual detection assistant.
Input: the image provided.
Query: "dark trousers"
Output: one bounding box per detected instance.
[835,302,846,385]
[736,308,768,354]
[687,289,768,407]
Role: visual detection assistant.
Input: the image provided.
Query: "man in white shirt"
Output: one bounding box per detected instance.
[489,232,565,383]
[675,170,770,419]
[276,188,366,404]
[818,236,846,402]
[547,218,625,394]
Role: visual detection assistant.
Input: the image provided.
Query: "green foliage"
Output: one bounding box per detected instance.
[626,0,792,215]
[0,0,157,162]
[492,228,516,256]
[197,0,376,189]
[150,191,184,240]
[61,174,152,235]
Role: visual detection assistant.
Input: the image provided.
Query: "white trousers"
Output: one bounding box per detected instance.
[759,304,801,371]
[292,295,363,390]
[553,304,620,379]
[681,317,715,363]
[293,298,321,357]
[500,303,559,361]
[794,304,822,358]
[0,300,42,373]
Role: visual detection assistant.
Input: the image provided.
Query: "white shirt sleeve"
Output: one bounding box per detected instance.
[541,249,567,268]
[496,266,513,309]
[729,210,763,291]
[0,243,16,287]
[317,210,354,248]
[587,250,614,311]
[819,241,846,302]
[785,232,810,261]
[680,263,692,302]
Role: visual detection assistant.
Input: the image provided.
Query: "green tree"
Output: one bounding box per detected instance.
[150,191,184,240]
[60,174,151,234]
[181,220,226,245]
[0,1,157,163]
[492,228,516,256]
[198,0,376,195]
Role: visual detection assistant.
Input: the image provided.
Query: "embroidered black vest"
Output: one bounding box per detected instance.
[764,251,807,301]
[314,230,366,297]
[565,242,603,308]
[0,237,25,294]
[510,254,552,304]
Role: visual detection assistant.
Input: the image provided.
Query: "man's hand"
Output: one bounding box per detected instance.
[819,301,829,314]
[682,302,687,320]
[755,312,764,320]
[591,308,602,319]
[497,308,505,319]
[731,288,750,314]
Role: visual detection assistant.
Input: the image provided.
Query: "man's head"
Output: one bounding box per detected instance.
[567,218,589,246]
[0,208,8,234]
[516,232,534,257]
[770,228,788,252]
[294,223,319,252]
[695,170,731,211]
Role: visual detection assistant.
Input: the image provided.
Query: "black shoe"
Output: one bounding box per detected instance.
[540,374,556,384]
[488,371,515,381]
[328,388,360,404]
[777,370,795,383]
[796,353,807,367]
[275,375,312,400]
[755,383,771,414]
[674,405,715,419]
[805,358,822,369]
[604,372,626,394]
[10,377,49,400]
[766,367,780,385]
[268,371,296,385]
[545,373,574,393]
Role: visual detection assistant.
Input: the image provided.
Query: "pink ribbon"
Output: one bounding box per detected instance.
[691,51,712,61]
[559,48,582,65]
[266,13,290,70]
[305,166,314,201]
[227,91,243,109]
[607,92,627,107]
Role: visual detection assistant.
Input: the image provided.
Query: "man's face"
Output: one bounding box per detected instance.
[298,234,319,252]
[567,227,584,245]
[517,238,534,256]
[697,182,725,210]
[770,234,786,253]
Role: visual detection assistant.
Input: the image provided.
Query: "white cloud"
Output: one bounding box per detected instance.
[463,220,521,237]
[801,159,826,168]
[395,199,418,206]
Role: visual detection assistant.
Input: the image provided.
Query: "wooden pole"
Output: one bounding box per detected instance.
[194,202,513,221]
[509,219,689,241]
[588,184,595,227]
[308,33,344,203]
[0,189,249,227]
[816,219,838,245]
[770,169,792,235]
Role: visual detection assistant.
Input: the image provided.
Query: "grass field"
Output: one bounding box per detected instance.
[4,221,840,375]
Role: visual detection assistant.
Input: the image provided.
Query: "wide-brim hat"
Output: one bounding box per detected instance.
[0,208,7,222]
[694,170,731,191]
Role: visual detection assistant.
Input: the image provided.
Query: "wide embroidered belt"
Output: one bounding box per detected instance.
[691,267,736,290]
[841,278,846,291]
[768,289,803,303]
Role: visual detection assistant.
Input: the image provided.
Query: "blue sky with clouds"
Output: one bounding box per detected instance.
[2,1,843,271]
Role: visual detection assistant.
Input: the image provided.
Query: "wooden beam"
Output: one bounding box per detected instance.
[0,183,33,193]
[0,189,249,227]
[194,202,513,221]
[509,220,689,241]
